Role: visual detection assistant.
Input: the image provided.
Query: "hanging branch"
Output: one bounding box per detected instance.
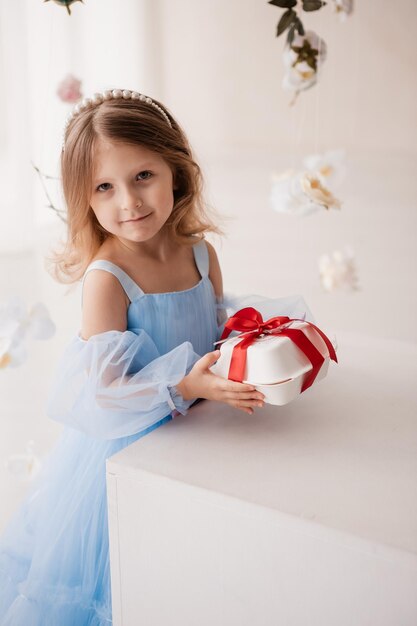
[31,162,67,224]
[268,0,351,103]
[269,0,326,44]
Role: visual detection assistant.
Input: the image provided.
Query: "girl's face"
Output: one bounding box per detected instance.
[89,139,175,245]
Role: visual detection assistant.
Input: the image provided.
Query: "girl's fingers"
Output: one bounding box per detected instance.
[222,380,258,393]
[225,396,264,408]
[230,399,262,409]
[198,350,221,369]
[225,391,264,402]
[234,405,254,415]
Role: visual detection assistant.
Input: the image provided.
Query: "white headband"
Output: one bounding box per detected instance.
[65,88,172,130]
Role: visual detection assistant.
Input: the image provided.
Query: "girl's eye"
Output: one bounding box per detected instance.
[96,182,112,192]
[136,171,152,181]
[96,171,152,193]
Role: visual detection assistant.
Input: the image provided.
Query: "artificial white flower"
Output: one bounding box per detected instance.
[0,299,26,368]
[283,30,327,95]
[0,337,12,369]
[303,149,347,189]
[270,169,341,216]
[0,297,55,369]
[318,247,359,292]
[300,173,341,210]
[271,170,319,216]
[332,0,354,22]
[0,337,27,369]
[282,61,317,92]
[4,441,42,482]
[26,303,56,340]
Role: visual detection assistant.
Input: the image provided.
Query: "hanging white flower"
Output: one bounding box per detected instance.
[282,30,327,95]
[318,247,359,292]
[282,60,317,92]
[4,440,42,482]
[270,169,341,216]
[332,0,354,22]
[0,297,55,369]
[0,338,12,368]
[26,303,56,340]
[303,149,347,190]
[0,336,27,369]
[300,173,342,210]
[270,170,317,216]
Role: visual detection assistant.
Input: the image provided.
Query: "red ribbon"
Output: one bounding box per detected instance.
[219,307,338,392]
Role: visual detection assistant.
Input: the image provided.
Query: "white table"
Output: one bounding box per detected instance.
[106,332,417,626]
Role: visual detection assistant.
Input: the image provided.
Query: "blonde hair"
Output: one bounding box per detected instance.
[49,95,222,283]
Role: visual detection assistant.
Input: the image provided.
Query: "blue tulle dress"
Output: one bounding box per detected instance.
[0,239,311,625]
[0,240,218,625]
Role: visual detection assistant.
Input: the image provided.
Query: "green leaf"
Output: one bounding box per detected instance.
[277,9,296,37]
[268,0,297,8]
[295,17,305,36]
[287,24,296,45]
[302,0,326,11]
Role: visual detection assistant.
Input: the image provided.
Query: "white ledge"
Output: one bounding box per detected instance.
[107,331,417,625]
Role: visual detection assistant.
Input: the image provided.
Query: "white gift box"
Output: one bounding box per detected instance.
[210,321,335,406]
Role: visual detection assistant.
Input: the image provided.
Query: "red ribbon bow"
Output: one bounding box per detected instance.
[219,307,338,393]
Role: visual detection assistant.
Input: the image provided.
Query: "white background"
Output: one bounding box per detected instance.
[0,0,415,529]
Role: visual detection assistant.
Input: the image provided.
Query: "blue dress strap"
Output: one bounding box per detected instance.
[193,239,209,278]
[82,260,143,303]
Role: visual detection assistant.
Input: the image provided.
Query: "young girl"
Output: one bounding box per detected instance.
[0,88,267,625]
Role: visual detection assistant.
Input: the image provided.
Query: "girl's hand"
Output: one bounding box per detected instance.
[176,350,265,415]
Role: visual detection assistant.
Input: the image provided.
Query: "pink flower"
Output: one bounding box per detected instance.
[57,74,82,104]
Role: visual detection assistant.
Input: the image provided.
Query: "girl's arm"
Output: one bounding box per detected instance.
[47,269,202,439]
[206,240,223,301]
[206,241,228,328]
[82,270,138,389]
[81,269,129,340]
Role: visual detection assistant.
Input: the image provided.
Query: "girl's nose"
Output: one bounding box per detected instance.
[121,190,143,211]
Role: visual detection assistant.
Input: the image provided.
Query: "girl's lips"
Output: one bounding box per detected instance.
[124,213,151,223]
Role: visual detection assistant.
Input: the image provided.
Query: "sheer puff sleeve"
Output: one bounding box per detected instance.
[46,329,200,440]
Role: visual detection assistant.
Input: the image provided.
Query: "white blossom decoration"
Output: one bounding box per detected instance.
[0,297,56,369]
[270,169,341,217]
[332,0,354,22]
[300,173,342,209]
[4,440,42,482]
[318,247,359,292]
[282,30,327,101]
[303,149,347,190]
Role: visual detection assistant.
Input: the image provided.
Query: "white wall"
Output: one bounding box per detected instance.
[157,0,417,341]
[0,0,415,341]
[159,0,417,158]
